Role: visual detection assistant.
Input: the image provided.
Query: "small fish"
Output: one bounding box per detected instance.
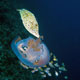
[64,76,68,79]
[46,67,50,71]
[43,65,47,67]
[31,70,36,73]
[59,63,67,71]
[49,62,54,68]
[45,69,49,73]
[38,67,43,71]
[50,61,53,64]
[54,63,59,67]
[42,74,46,78]
[31,68,38,73]
[59,67,67,71]
[45,70,52,76]
[47,72,52,76]
[50,52,53,57]
[53,55,58,61]
[20,61,29,69]
[40,72,45,74]
[55,71,59,77]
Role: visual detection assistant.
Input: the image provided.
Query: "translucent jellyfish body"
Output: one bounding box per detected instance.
[11,36,68,79]
[11,36,50,68]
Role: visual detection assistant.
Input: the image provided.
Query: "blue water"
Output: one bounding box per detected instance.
[17,0,80,80]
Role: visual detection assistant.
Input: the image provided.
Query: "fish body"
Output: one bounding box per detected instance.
[17,9,40,38]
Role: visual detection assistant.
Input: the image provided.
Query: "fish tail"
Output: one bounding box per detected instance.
[16,9,21,12]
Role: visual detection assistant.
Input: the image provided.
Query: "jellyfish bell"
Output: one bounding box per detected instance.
[11,36,50,68]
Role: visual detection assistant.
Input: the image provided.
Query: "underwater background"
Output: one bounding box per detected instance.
[0,0,80,80]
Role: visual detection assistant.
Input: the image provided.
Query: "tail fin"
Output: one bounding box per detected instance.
[16,9,21,12]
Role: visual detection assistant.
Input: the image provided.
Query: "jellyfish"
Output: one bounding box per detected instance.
[11,36,67,78]
[17,9,40,38]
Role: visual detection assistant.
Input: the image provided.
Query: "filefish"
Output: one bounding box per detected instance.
[17,9,40,38]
